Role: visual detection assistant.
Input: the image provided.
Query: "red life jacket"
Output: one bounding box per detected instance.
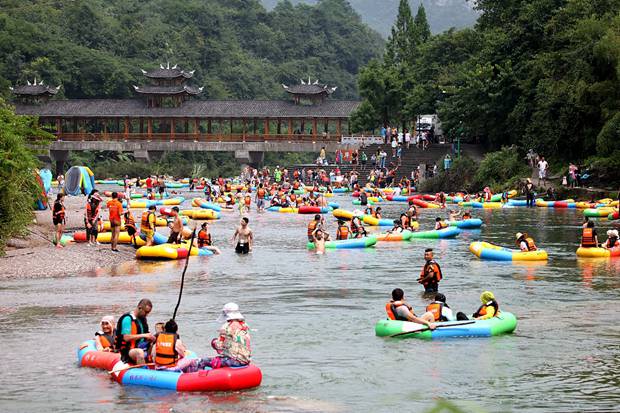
[198,229,212,247]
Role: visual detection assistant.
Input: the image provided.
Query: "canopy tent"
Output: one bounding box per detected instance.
[63,166,95,196]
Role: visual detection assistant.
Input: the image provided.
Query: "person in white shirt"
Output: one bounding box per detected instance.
[405,131,411,148]
[538,156,548,184]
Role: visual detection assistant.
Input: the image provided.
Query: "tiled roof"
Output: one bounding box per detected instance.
[141,67,193,79]
[11,84,60,96]
[284,84,335,95]
[14,99,361,118]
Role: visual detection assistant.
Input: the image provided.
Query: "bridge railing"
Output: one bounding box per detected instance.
[53,132,342,143]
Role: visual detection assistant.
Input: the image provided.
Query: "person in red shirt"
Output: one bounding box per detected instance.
[145,176,153,194]
[106,192,124,252]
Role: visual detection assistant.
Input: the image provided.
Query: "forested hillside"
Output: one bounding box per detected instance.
[262,0,479,35]
[0,0,383,100]
[353,0,620,180]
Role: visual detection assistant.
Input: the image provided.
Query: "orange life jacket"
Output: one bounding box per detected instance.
[154,332,178,367]
[525,237,537,251]
[293,182,300,189]
[290,194,297,203]
[425,301,449,322]
[244,196,251,206]
[124,213,136,231]
[257,188,266,199]
[96,331,115,350]
[582,228,596,247]
[198,229,212,247]
[140,211,155,231]
[115,313,148,361]
[473,300,499,318]
[337,224,350,240]
[385,302,412,321]
[420,261,442,286]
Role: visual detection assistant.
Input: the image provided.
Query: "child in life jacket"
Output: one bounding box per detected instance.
[434,217,448,230]
[603,229,619,249]
[151,319,188,371]
[95,316,116,352]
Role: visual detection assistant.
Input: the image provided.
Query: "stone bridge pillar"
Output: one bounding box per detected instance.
[50,150,70,176]
[235,150,264,168]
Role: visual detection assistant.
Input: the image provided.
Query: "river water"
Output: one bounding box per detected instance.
[1,195,620,413]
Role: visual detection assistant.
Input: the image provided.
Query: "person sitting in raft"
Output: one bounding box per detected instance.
[151,319,188,371]
[195,223,221,254]
[417,248,443,293]
[307,214,323,242]
[312,228,326,254]
[462,211,472,220]
[603,229,619,249]
[406,201,418,221]
[351,215,367,238]
[364,206,375,217]
[123,209,138,247]
[437,192,446,208]
[473,291,500,320]
[374,207,383,219]
[516,232,538,251]
[389,219,404,233]
[359,191,368,206]
[448,209,461,222]
[425,293,455,322]
[167,206,183,244]
[95,316,116,352]
[434,217,448,230]
[581,221,599,248]
[336,220,350,240]
[180,303,252,372]
[386,288,436,329]
[115,298,155,365]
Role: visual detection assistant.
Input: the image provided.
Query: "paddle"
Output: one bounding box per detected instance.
[389,320,476,338]
[172,223,197,320]
[108,362,154,375]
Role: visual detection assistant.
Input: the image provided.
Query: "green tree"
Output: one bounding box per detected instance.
[0,99,52,252]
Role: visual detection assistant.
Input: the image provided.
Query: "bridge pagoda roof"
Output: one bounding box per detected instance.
[14,99,360,119]
[282,78,336,96]
[10,79,60,97]
[141,63,194,80]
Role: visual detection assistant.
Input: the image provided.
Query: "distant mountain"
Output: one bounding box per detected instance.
[261,0,479,36]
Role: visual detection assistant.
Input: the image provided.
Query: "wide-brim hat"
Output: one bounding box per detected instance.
[515,232,524,240]
[216,302,244,323]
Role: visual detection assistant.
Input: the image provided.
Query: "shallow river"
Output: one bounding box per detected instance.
[2,195,620,413]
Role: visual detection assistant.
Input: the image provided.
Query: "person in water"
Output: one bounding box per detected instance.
[473,291,500,320]
[307,214,323,242]
[417,248,443,293]
[167,206,183,244]
[581,220,599,248]
[151,319,187,370]
[603,229,619,249]
[336,220,350,240]
[434,217,448,230]
[448,209,461,222]
[516,232,538,251]
[462,211,472,220]
[385,288,436,328]
[95,315,116,352]
[312,228,326,254]
[389,219,404,233]
[115,298,155,364]
[425,293,455,322]
[195,222,222,254]
[232,217,253,254]
[350,215,366,238]
[140,205,157,247]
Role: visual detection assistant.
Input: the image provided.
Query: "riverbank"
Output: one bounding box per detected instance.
[0,194,134,278]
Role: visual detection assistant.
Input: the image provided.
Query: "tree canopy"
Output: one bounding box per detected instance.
[0,0,384,100]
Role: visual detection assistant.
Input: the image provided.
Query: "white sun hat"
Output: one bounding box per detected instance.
[216,302,244,323]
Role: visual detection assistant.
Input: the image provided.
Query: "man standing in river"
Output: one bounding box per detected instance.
[232,217,253,254]
[417,248,443,294]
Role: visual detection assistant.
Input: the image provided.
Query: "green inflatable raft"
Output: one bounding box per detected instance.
[375,312,517,339]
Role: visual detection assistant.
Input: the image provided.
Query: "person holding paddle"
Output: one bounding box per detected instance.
[385,288,436,329]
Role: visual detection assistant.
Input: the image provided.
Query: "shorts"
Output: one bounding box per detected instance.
[424,283,439,293]
[235,242,249,254]
[53,218,64,226]
[147,188,152,194]
[167,231,180,244]
[110,220,121,228]
[257,199,265,208]
[142,229,154,241]
[126,226,137,236]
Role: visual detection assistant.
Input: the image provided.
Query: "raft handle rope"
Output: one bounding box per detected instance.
[172,222,197,320]
[389,320,476,337]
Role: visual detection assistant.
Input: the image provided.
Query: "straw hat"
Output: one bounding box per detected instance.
[515,232,524,240]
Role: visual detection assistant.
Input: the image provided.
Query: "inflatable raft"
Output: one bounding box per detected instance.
[192,198,222,212]
[583,208,616,218]
[181,209,220,220]
[77,340,261,391]
[307,236,377,250]
[576,246,620,258]
[298,206,329,214]
[410,227,460,239]
[448,218,483,229]
[375,230,413,242]
[374,312,517,339]
[136,242,214,259]
[469,241,548,261]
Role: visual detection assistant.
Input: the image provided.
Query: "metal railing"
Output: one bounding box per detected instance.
[53,132,342,143]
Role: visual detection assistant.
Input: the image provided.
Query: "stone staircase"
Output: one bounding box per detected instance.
[287,143,455,185]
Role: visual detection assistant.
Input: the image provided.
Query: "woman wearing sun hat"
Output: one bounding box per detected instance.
[95,316,115,352]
